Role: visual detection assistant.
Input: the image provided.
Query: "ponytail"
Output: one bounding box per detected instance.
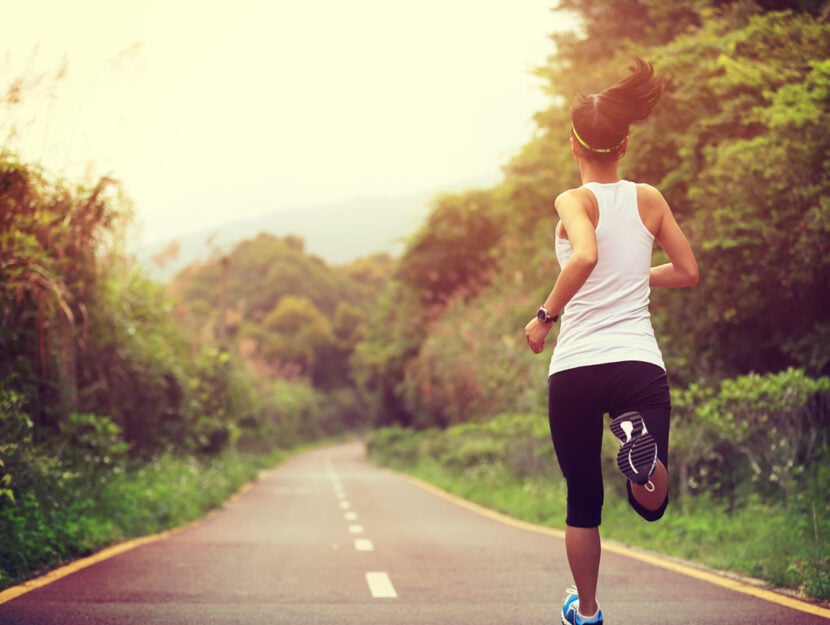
[570,57,663,160]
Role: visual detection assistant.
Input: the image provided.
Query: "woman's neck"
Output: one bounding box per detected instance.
[578,157,621,184]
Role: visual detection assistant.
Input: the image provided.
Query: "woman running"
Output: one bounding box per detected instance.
[524,57,699,625]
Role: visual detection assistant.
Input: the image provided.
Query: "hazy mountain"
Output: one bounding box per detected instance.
[138,187,449,281]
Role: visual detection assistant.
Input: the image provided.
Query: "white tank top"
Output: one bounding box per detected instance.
[549,180,665,376]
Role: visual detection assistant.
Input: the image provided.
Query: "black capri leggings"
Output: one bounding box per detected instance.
[548,360,671,528]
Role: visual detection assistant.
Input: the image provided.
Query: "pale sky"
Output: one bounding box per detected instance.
[2,1,573,246]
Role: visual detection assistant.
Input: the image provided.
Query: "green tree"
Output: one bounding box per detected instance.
[173,234,391,390]
[396,190,502,308]
[640,10,830,379]
[261,295,335,376]
[351,283,425,427]
[352,189,506,428]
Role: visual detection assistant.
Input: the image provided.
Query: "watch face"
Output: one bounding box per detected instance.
[537,308,547,322]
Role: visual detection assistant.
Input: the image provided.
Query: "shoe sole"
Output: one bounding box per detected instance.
[610,411,657,485]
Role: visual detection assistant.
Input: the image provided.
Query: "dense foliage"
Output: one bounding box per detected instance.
[171,233,391,388]
[353,0,830,427]
[0,155,253,456]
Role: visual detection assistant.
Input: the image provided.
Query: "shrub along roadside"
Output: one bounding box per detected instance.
[0,442,296,592]
[367,370,830,601]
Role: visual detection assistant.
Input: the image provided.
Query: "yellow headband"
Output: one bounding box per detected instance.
[571,124,626,154]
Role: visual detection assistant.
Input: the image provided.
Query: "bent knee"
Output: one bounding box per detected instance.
[638,501,668,522]
[627,483,669,522]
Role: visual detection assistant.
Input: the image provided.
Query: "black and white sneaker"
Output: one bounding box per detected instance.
[610,411,657,485]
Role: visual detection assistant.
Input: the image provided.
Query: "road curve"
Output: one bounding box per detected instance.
[0,440,827,624]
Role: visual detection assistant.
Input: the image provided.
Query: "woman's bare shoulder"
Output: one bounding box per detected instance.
[635,182,667,207]
[556,186,595,209]
[635,182,669,234]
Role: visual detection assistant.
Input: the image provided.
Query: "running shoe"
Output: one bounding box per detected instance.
[610,411,657,485]
[561,586,603,625]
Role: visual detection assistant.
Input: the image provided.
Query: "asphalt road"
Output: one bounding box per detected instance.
[1,440,827,624]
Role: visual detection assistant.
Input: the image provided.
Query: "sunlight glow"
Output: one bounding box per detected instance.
[1,1,574,245]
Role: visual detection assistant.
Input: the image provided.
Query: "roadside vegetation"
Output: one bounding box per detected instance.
[0,397,292,590]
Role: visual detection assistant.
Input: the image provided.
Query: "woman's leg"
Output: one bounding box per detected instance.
[549,367,607,613]
[565,526,601,616]
[630,459,668,510]
[609,362,672,521]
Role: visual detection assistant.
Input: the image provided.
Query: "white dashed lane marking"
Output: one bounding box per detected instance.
[366,571,397,598]
[327,459,393,596]
[354,538,374,552]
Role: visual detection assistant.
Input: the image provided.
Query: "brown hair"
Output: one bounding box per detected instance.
[570,57,663,160]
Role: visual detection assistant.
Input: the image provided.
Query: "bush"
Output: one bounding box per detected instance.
[671,369,830,506]
[366,426,422,467]
[0,391,94,584]
[54,413,129,485]
[238,379,323,452]
[0,388,33,504]
[369,414,555,481]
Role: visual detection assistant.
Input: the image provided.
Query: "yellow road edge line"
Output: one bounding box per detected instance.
[0,442,332,606]
[398,471,830,620]
[0,479,258,606]
[0,531,172,605]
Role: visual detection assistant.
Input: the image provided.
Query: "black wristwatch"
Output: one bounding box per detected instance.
[536,306,559,324]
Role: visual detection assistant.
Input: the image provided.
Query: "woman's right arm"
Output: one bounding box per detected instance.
[641,185,700,288]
